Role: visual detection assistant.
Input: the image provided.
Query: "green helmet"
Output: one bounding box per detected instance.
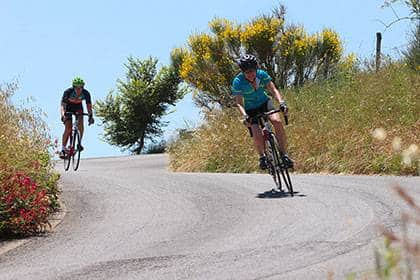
[72,77,85,87]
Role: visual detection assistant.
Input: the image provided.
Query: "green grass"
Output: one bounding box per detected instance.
[168,63,419,175]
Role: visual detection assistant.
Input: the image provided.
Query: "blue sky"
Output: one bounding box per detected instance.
[1,0,412,158]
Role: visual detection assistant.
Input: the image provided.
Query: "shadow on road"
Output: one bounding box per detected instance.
[256,188,306,199]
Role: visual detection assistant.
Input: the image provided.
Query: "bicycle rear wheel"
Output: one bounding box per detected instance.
[266,138,282,191]
[72,130,81,171]
[63,135,72,171]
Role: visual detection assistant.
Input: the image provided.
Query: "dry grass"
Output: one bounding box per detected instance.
[168,63,419,175]
[375,185,420,279]
[169,109,257,172]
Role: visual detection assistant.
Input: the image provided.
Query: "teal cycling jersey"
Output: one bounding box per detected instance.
[231,69,272,110]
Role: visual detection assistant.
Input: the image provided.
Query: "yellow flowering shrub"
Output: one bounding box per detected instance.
[320,28,343,62]
[179,53,195,81]
[170,47,188,71]
[209,18,241,43]
[172,10,346,105]
[339,53,358,73]
[241,17,283,58]
[278,27,317,60]
[188,33,214,60]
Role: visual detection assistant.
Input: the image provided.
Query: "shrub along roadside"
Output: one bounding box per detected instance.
[168,63,419,175]
[0,83,60,237]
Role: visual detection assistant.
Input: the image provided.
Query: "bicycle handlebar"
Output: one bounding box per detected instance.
[253,109,289,125]
[246,109,289,137]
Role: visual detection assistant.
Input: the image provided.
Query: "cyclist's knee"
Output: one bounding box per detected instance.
[250,124,261,133]
[270,116,282,125]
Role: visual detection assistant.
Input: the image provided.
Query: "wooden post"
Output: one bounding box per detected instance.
[376,32,382,72]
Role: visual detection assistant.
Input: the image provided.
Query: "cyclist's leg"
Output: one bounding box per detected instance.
[75,109,84,151]
[60,113,72,158]
[76,110,84,141]
[267,101,293,167]
[269,113,287,154]
[63,120,72,144]
[250,123,267,169]
[247,105,267,169]
[62,108,72,149]
[246,106,265,156]
[250,123,264,155]
[265,99,287,154]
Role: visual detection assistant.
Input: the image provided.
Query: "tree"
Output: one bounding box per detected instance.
[381,0,420,69]
[95,57,184,154]
[171,4,345,110]
[403,23,420,69]
[381,0,420,29]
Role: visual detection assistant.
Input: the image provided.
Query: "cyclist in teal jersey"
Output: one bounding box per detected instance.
[59,77,94,158]
[231,54,293,169]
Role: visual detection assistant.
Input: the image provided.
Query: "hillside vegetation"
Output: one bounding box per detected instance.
[0,84,59,237]
[168,64,419,175]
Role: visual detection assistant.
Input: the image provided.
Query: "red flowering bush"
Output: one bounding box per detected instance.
[0,82,60,237]
[0,172,52,235]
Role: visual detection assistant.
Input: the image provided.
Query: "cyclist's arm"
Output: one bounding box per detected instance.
[231,77,247,117]
[60,103,66,118]
[233,95,247,117]
[84,90,93,116]
[61,91,69,117]
[266,81,285,104]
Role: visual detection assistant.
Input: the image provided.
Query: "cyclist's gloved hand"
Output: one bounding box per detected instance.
[88,115,95,125]
[279,101,288,113]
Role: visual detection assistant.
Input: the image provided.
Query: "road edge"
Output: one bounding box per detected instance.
[0,190,67,256]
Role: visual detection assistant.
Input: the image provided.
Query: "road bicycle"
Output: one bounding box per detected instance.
[249,109,294,196]
[63,112,89,171]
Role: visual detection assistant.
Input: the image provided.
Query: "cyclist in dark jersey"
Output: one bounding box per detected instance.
[231,54,293,169]
[59,77,94,159]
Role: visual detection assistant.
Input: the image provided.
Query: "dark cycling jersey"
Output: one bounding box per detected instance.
[61,87,92,113]
[62,87,92,105]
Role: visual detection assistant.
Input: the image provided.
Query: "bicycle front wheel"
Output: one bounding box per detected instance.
[72,130,81,171]
[272,136,294,196]
[281,167,293,196]
[266,138,282,191]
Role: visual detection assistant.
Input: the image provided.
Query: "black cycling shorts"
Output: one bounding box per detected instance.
[63,103,84,124]
[245,99,275,124]
[65,103,84,114]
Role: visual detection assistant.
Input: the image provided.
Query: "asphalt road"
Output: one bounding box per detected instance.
[0,154,419,279]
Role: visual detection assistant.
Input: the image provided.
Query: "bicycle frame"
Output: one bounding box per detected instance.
[247,109,283,145]
[65,113,85,154]
[63,112,88,171]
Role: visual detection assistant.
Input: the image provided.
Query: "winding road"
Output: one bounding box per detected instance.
[0,154,419,279]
